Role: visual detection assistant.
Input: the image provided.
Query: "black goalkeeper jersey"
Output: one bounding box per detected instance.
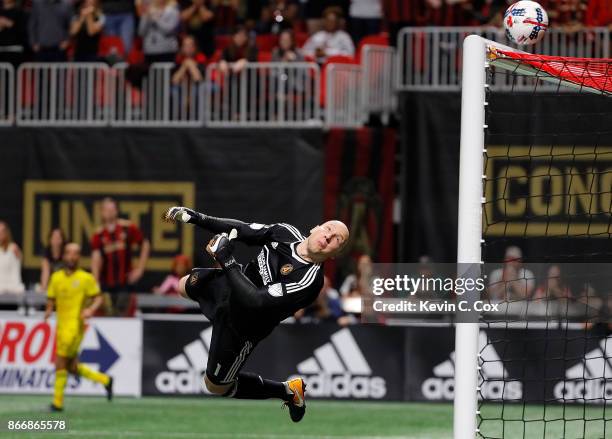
[195,215,324,336]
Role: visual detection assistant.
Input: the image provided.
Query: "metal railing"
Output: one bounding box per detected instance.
[0,63,14,126]
[362,45,397,119]
[397,27,611,91]
[111,63,204,127]
[325,63,365,127]
[16,62,109,126]
[205,62,321,127]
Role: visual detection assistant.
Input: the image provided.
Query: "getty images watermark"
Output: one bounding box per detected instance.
[358,263,610,324]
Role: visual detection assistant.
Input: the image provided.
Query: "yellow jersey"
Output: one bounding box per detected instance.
[47,268,100,330]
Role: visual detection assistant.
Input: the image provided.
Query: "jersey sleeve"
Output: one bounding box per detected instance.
[47,273,58,299]
[224,263,322,310]
[85,274,101,297]
[195,213,305,245]
[128,223,144,245]
[91,232,101,250]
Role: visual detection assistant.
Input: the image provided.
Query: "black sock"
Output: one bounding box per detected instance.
[231,372,290,401]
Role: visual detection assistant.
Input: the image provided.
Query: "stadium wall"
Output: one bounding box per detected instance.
[4,316,610,403]
[0,128,324,287]
[399,91,612,263]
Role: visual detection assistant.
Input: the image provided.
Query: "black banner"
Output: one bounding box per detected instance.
[142,320,405,400]
[0,128,323,288]
[142,319,612,403]
[400,91,612,263]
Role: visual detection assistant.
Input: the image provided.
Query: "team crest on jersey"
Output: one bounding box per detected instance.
[280,264,294,275]
[190,272,199,285]
[271,242,278,249]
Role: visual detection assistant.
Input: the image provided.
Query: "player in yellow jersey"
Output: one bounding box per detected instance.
[44,243,113,412]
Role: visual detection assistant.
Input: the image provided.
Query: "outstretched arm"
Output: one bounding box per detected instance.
[165,206,275,246]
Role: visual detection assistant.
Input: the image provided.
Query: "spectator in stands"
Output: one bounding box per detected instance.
[0,221,24,294]
[153,254,191,312]
[460,0,508,26]
[383,0,426,46]
[339,254,373,296]
[271,28,303,62]
[213,0,239,34]
[91,197,150,316]
[585,0,612,28]
[533,265,573,301]
[179,0,216,58]
[172,34,205,84]
[219,25,257,74]
[28,0,72,62]
[255,0,298,35]
[487,246,536,301]
[102,0,135,55]
[302,6,355,62]
[547,0,587,33]
[304,0,349,34]
[70,0,105,62]
[294,275,345,324]
[138,0,180,64]
[348,0,382,44]
[0,0,27,67]
[39,228,65,291]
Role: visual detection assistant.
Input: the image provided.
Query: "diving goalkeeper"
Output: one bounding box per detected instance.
[164,207,349,422]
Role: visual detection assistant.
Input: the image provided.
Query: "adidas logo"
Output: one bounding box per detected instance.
[288,328,386,399]
[553,335,612,403]
[155,327,213,394]
[422,331,523,400]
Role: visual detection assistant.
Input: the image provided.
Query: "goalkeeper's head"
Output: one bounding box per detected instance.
[304,220,349,262]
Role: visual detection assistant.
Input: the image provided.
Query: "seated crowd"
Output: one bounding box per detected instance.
[1,0,609,71]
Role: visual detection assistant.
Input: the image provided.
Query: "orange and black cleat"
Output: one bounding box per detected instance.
[284,378,306,423]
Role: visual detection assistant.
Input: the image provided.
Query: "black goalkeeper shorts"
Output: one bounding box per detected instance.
[185,268,258,385]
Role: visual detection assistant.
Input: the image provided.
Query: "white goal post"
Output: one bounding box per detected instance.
[453,34,612,439]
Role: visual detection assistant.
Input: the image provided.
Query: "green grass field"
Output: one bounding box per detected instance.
[0,395,608,439]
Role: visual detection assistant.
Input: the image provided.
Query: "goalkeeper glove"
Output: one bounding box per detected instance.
[208,229,239,269]
[164,206,200,224]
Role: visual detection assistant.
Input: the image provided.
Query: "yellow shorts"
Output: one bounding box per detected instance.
[55,329,84,359]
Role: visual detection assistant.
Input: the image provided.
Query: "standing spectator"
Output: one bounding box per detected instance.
[0,221,24,294]
[304,0,349,34]
[255,0,298,35]
[487,246,536,301]
[179,0,215,58]
[138,0,180,64]
[101,0,134,55]
[271,28,303,62]
[29,0,72,61]
[70,0,105,62]
[172,34,205,84]
[349,0,382,44]
[91,197,150,316]
[40,228,65,291]
[383,0,426,46]
[219,25,257,74]
[302,7,355,62]
[213,0,239,34]
[0,0,27,67]
[339,253,373,296]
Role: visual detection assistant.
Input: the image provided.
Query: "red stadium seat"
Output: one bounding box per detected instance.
[256,34,278,52]
[294,31,309,48]
[98,35,126,58]
[257,51,273,62]
[215,35,231,52]
[127,38,144,65]
[320,56,359,107]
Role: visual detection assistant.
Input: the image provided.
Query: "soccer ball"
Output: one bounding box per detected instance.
[503,1,549,46]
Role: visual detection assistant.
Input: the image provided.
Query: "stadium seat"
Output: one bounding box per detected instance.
[294,31,309,48]
[127,38,144,65]
[98,35,126,58]
[257,51,273,62]
[256,34,278,52]
[215,35,231,52]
